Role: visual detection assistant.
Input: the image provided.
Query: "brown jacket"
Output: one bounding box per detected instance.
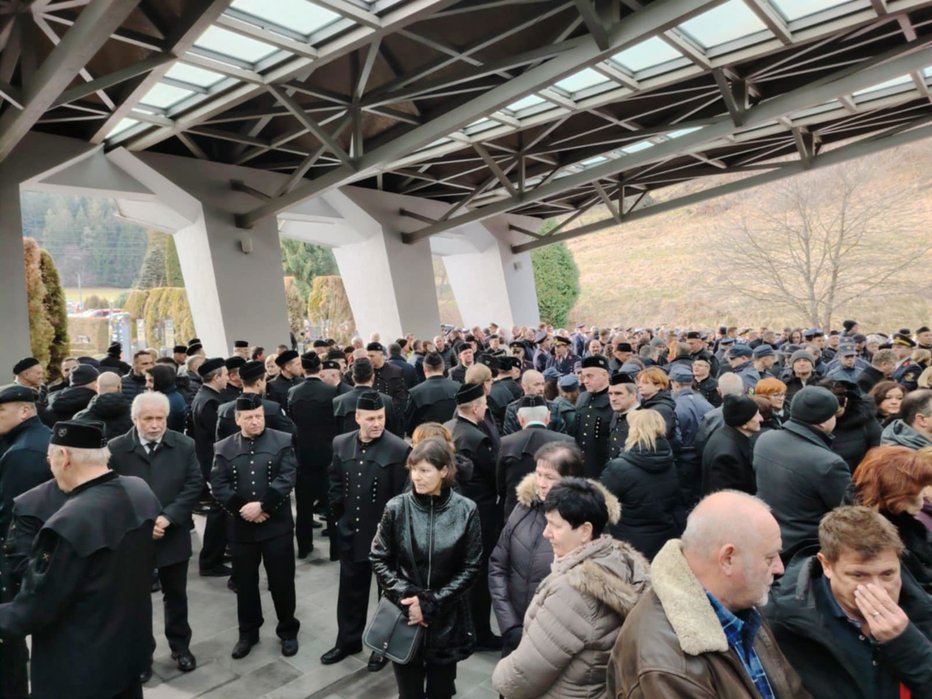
[607,540,811,699]
[492,527,650,699]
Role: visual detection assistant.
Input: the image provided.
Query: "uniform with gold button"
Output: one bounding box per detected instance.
[211,394,299,659]
[575,355,615,478]
[322,391,409,667]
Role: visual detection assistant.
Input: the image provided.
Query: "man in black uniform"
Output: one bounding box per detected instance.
[219,356,246,403]
[496,395,574,517]
[0,420,160,699]
[333,358,401,437]
[190,357,231,578]
[287,351,337,558]
[99,341,132,375]
[211,394,299,659]
[404,351,459,436]
[109,391,203,678]
[366,342,408,420]
[607,374,639,459]
[446,382,501,649]
[322,391,409,671]
[450,341,475,383]
[575,355,614,478]
[217,361,295,440]
[488,357,517,431]
[266,349,303,410]
[686,331,720,378]
[0,384,52,541]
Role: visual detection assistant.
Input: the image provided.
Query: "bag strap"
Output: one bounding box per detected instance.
[402,495,426,590]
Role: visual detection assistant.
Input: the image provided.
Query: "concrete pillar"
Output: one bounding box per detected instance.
[0,134,107,365]
[282,187,442,341]
[108,149,291,356]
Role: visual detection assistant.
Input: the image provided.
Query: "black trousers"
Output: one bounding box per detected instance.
[293,471,316,554]
[336,557,379,649]
[110,682,143,699]
[231,533,299,639]
[0,636,28,699]
[393,659,457,699]
[470,512,500,641]
[154,560,192,653]
[198,501,228,571]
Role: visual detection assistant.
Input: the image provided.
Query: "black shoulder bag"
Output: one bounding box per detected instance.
[363,496,426,664]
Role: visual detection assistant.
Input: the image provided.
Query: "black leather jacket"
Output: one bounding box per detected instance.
[370,488,482,664]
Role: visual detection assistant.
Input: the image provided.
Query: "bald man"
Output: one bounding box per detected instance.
[607,491,811,699]
[73,371,133,440]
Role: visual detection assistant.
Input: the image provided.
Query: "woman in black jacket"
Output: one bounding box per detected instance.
[371,438,483,699]
[488,441,583,657]
[852,445,932,592]
[600,409,683,560]
[634,367,679,447]
[819,379,881,472]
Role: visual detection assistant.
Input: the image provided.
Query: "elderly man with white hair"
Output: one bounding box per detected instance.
[108,391,204,680]
[0,419,161,699]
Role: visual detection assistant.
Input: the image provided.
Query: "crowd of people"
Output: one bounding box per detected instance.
[0,318,930,699]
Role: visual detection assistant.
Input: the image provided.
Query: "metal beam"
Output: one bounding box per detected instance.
[268,84,352,165]
[89,0,233,143]
[512,119,932,253]
[236,0,726,227]
[402,39,932,242]
[0,0,140,162]
[51,52,175,108]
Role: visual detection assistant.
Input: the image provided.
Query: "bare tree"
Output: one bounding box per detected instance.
[708,160,932,330]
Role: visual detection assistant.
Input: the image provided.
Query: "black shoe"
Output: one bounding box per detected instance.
[231,637,258,659]
[476,634,503,651]
[226,577,238,593]
[367,651,389,672]
[139,666,153,684]
[199,565,232,577]
[172,650,197,672]
[320,645,361,664]
[311,519,322,528]
[296,545,313,559]
[151,579,162,593]
[281,638,299,657]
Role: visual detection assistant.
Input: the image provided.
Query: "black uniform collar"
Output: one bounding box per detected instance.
[357,433,382,449]
[70,470,118,495]
[6,414,43,441]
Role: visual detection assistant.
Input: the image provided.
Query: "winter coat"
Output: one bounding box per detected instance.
[765,550,932,699]
[73,392,133,441]
[701,424,755,496]
[0,416,51,540]
[44,385,96,424]
[492,536,650,699]
[120,372,147,401]
[608,539,811,699]
[880,419,932,450]
[148,364,188,432]
[754,420,851,558]
[601,438,683,561]
[830,394,881,472]
[489,474,554,638]
[639,391,679,448]
[370,487,483,665]
[882,510,932,592]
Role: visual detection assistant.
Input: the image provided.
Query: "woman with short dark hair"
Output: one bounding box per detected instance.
[492,478,649,699]
[370,438,482,699]
[489,442,583,657]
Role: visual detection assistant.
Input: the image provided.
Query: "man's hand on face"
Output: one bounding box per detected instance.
[854,583,909,642]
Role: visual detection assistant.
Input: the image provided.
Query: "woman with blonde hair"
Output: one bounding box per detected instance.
[599,409,683,560]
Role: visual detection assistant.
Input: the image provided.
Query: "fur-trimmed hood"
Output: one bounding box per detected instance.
[553,535,650,616]
[514,473,621,525]
[649,538,729,655]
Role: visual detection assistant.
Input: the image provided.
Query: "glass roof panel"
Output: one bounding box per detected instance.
[771,0,852,22]
[668,126,702,138]
[852,75,913,98]
[229,0,341,36]
[164,63,226,88]
[107,118,139,138]
[194,26,279,64]
[677,0,768,49]
[580,155,608,167]
[506,94,546,112]
[465,118,498,134]
[622,141,653,153]
[554,67,611,94]
[611,37,683,73]
[139,83,195,109]
[925,67,932,79]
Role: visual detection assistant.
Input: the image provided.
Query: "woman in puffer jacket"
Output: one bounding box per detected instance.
[492,478,650,699]
[489,441,584,657]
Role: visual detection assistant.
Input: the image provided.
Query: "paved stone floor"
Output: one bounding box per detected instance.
[143,514,500,699]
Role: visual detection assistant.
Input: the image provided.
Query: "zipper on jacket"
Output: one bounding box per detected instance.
[427,498,433,588]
